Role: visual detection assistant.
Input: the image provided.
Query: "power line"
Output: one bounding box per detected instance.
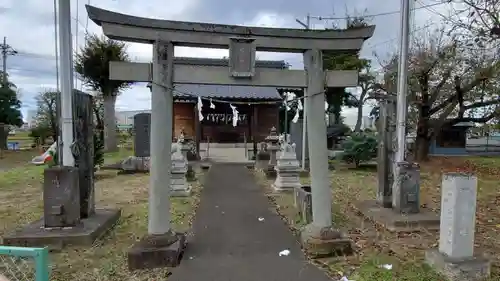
[310,2,446,21]
[364,21,439,50]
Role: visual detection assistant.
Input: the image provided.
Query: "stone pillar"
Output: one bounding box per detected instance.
[393,161,420,213]
[149,41,174,235]
[425,173,490,280]
[273,143,301,191]
[170,146,192,197]
[376,98,396,208]
[300,49,352,257]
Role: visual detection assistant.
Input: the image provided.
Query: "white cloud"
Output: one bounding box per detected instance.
[2,0,450,124]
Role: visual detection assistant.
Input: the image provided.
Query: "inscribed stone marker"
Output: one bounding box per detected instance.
[290,120,308,164]
[72,91,95,218]
[439,173,477,259]
[43,166,81,228]
[134,113,151,157]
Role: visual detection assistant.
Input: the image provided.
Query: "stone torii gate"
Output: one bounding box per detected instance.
[86,5,374,270]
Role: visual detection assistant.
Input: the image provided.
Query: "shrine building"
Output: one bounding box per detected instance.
[147,57,300,143]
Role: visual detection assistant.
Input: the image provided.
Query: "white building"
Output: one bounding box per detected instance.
[115,109,151,126]
[26,109,38,128]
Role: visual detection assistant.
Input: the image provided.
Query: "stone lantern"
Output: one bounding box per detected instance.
[170,146,192,197]
[273,143,301,191]
[265,127,280,167]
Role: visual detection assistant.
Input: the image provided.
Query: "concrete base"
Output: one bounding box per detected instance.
[425,249,491,281]
[355,200,440,232]
[273,172,301,192]
[300,224,353,258]
[171,185,192,197]
[200,162,211,170]
[2,209,121,248]
[128,232,187,270]
[272,183,301,192]
[119,156,150,174]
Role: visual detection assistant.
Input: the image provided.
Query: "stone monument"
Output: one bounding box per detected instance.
[290,119,308,168]
[425,173,490,281]
[170,146,192,197]
[134,113,151,157]
[3,90,121,248]
[265,127,280,177]
[121,113,151,173]
[354,92,439,232]
[254,142,269,171]
[273,143,301,191]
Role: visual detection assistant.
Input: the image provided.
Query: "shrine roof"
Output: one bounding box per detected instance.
[172,84,283,101]
[173,57,288,69]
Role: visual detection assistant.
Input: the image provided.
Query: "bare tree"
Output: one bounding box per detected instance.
[379,28,500,160]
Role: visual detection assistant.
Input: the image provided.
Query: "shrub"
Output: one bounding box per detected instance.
[338,133,377,168]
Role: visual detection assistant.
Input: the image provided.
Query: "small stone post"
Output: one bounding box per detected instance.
[425,173,490,281]
[273,143,301,191]
[170,145,192,197]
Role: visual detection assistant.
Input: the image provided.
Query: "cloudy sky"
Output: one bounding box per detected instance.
[1,0,449,127]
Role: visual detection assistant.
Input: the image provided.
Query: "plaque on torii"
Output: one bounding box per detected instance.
[228,37,256,78]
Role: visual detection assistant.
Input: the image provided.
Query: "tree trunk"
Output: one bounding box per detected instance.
[414,117,430,162]
[0,125,7,150]
[414,134,430,162]
[103,94,118,152]
[354,103,364,132]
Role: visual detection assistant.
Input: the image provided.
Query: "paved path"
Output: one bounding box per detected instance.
[169,164,332,281]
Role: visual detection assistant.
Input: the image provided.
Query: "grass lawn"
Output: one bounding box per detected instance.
[255,156,500,281]
[6,131,33,149]
[0,150,204,281]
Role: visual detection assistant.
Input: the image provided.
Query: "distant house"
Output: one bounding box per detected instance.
[428,121,500,156]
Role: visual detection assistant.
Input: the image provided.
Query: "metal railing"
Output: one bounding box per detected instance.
[0,246,49,281]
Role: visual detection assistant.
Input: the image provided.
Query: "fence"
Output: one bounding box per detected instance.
[0,246,49,281]
[466,137,500,153]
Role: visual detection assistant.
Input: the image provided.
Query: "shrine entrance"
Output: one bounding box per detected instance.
[201,100,250,143]
[86,3,374,270]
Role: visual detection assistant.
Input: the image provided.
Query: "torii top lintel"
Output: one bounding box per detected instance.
[86,5,375,53]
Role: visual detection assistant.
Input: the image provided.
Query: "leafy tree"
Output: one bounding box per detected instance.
[323,14,372,130]
[338,133,377,168]
[28,125,52,146]
[74,34,132,152]
[0,72,22,149]
[34,90,59,142]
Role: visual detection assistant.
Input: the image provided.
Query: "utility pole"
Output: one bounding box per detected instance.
[58,0,75,167]
[296,14,310,170]
[1,37,17,87]
[393,0,411,206]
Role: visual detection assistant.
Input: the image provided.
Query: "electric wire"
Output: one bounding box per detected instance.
[310,2,447,21]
